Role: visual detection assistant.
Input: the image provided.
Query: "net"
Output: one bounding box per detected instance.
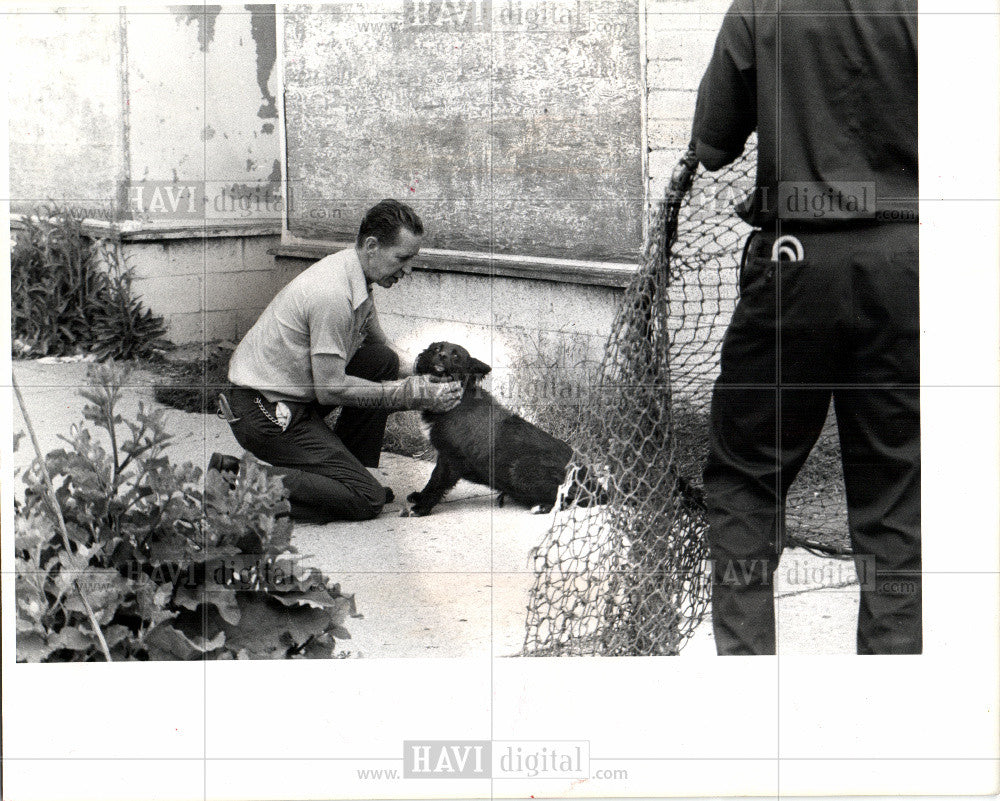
[522,141,850,657]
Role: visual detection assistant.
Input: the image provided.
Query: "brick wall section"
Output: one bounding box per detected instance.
[644,0,745,392]
[128,234,281,345]
[645,0,730,198]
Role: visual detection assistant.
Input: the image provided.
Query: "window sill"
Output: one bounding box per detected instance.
[269,242,637,288]
[10,214,281,242]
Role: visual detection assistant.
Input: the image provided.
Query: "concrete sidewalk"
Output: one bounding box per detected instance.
[10,360,861,658]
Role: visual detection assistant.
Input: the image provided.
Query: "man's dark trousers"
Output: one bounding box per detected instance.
[225,343,399,523]
[704,223,921,655]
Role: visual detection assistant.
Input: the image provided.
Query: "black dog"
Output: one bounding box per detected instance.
[404,342,603,516]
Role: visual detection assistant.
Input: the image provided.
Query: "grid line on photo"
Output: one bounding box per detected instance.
[4,2,999,799]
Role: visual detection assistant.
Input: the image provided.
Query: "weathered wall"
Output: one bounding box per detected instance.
[282,0,643,261]
[7,10,127,216]
[7,5,282,220]
[8,5,284,344]
[125,5,282,219]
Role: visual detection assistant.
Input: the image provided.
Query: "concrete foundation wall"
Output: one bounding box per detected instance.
[375,272,618,377]
[128,234,281,345]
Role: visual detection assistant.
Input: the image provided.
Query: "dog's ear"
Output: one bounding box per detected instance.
[468,357,491,376]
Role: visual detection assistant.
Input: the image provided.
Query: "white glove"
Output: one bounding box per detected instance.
[335,375,463,412]
[391,375,463,412]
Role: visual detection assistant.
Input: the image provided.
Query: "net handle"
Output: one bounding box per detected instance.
[663,141,700,255]
[635,141,701,360]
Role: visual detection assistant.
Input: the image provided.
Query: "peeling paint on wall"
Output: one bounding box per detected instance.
[171,5,223,52]
[7,12,128,215]
[227,182,281,209]
[267,159,281,185]
[246,4,278,119]
[12,5,281,228]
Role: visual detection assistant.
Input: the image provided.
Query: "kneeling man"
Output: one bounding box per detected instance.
[214,199,462,522]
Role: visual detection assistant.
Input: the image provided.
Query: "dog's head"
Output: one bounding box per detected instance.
[414,342,491,387]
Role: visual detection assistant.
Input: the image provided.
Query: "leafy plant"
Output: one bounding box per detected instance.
[15,362,356,662]
[88,241,170,361]
[10,206,169,361]
[11,207,108,358]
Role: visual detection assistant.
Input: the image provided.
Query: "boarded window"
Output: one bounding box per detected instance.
[282,0,642,262]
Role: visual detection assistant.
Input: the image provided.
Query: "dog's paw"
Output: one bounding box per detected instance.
[406,491,423,504]
[529,504,553,515]
[405,505,432,517]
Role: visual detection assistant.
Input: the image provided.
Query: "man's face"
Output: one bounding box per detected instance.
[361,227,421,289]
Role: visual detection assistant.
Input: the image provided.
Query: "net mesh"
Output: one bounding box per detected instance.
[522,141,850,657]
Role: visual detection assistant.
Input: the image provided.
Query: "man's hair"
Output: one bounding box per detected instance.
[356,199,424,246]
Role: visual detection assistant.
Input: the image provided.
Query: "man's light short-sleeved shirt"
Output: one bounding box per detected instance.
[229,248,374,402]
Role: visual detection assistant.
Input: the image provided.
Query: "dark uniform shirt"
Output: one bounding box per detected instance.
[693,0,917,227]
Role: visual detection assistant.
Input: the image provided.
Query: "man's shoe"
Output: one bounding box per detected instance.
[381,486,395,504]
[208,453,240,475]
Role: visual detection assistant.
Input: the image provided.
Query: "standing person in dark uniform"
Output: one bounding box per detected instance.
[213,199,462,524]
[692,0,920,654]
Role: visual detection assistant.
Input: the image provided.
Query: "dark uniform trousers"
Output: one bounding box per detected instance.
[224,343,399,523]
[704,223,921,655]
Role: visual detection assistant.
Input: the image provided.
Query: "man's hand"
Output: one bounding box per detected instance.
[311,351,463,411]
[403,375,463,412]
